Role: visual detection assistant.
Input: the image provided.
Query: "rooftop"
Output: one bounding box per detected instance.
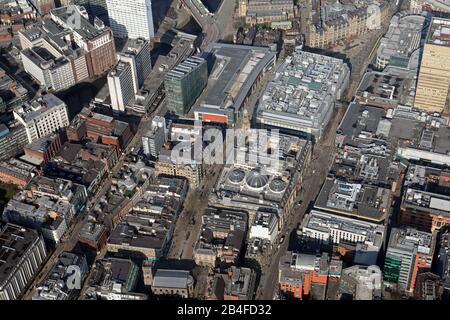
[211,134,310,211]
[256,49,349,138]
[315,178,391,222]
[14,94,66,123]
[195,43,276,119]
[301,210,384,249]
[388,226,435,255]
[152,269,193,289]
[426,17,450,46]
[377,12,427,65]
[0,224,41,287]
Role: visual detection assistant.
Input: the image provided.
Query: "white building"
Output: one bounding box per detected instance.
[299,210,384,265]
[21,48,76,91]
[13,94,70,143]
[118,38,152,92]
[340,265,383,300]
[108,61,135,114]
[106,0,155,40]
[249,210,279,243]
[142,116,167,158]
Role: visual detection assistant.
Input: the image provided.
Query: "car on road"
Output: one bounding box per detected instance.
[279,235,285,244]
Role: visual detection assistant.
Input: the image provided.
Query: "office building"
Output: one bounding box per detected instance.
[74,0,109,23]
[22,132,65,165]
[400,165,450,233]
[195,207,247,266]
[21,47,76,91]
[156,148,204,188]
[238,0,295,26]
[0,224,48,300]
[118,38,152,92]
[165,57,208,116]
[142,116,167,158]
[106,0,154,40]
[384,227,436,293]
[314,177,391,223]
[305,0,394,49]
[79,222,109,251]
[13,94,70,144]
[107,213,175,259]
[249,209,279,243]
[19,6,116,88]
[299,210,384,266]
[0,123,29,161]
[278,251,340,300]
[29,0,55,15]
[108,61,135,114]
[414,18,450,113]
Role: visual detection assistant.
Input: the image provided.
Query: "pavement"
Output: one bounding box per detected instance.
[180,0,235,47]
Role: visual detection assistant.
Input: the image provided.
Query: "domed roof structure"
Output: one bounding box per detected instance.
[245,169,269,189]
[269,178,287,193]
[228,169,245,184]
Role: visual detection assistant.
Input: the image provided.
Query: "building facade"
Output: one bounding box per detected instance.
[108,61,135,114]
[0,224,48,300]
[165,57,208,116]
[13,94,70,144]
[414,18,450,113]
[106,0,154,40]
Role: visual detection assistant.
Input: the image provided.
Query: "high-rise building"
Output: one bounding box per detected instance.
[13,94,70,144]
[165,57,208,116]
[414,18,450,113]
[108,61,135,114]
[384,227,436,293]
[0,224,48,300]
[142,116,166,158]
[117,38,152,93]
[106,0,154,40]
[73,0,109,24]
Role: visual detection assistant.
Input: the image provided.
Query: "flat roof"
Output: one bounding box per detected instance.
[198,43,276,115]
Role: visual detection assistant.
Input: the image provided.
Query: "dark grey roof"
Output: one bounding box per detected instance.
[152,269,192,289]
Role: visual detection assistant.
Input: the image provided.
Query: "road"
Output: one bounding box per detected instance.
[180,0,235,47]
